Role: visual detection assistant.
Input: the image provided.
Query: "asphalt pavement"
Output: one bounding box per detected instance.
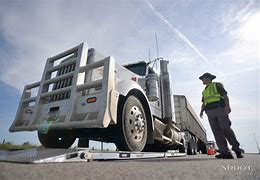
[0,153,259,180]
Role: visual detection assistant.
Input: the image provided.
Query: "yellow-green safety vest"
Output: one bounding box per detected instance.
[202,82,222,105]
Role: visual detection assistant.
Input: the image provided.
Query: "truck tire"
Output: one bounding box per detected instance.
[201,144,207,154]
[179,145,186,153]
[187,142,193,155]
[193,146,197,155]
[115,95,148,151]
[38,130,75,148]
[192,137,197,155]
[187,137,196,155]
[179,139,186,153]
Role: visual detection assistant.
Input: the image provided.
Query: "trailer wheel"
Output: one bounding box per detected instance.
[115,95,148,151]
[38,130,75,148]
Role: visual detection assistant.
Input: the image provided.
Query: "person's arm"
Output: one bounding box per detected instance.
[216,83,231,114]
[223,94,231,114]
[200,103,205,118]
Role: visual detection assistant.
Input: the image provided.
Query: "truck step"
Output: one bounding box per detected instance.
[0,148,185,164]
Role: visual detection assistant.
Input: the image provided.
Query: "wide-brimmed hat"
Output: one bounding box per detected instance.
[199,72,216,80]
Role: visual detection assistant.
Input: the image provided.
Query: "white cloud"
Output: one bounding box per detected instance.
[238,11,260,43]
[218,0,256,35]
[217,2,260,62]
[0,1,157,90]
[235,11,260,64]
[210,9,260,76]
[144,0,210,63]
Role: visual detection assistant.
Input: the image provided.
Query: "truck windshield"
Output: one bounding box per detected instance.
[124,62,147,76]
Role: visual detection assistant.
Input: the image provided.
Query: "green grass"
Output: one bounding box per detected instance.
[0,142,40,151]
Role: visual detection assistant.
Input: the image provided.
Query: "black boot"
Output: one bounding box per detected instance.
[235,151,244,158]
[215,153,234,159]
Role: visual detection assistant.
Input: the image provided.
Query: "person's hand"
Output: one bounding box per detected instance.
[200,111,203,118]
[225,106,231,114]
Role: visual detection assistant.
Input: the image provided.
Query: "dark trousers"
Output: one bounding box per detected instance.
[206,107,240,154]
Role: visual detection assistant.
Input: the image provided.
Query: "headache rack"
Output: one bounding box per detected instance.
[10,42,118,132]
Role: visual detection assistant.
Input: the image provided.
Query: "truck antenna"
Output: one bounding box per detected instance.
[155,33,160,58]
[253,133,260,154]
[148,48,151,62]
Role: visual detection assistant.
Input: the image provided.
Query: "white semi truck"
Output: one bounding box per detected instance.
[10,42,207,153]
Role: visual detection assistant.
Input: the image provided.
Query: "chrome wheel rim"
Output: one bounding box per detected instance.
[125,105,145,142]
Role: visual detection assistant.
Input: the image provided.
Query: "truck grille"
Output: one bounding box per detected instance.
[51,59,76,101]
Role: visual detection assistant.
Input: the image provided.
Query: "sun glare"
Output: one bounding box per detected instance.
[239,11,260,43]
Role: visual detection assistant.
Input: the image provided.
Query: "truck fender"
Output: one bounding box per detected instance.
[116,80,154,144]
[116,80,145,96]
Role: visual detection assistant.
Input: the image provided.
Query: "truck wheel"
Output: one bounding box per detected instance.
[38,130,75,148]
[187,142,193,155]
[193,147,197,155]
[201,144,207,154]
[179,145,186,153]
[192,137,197,155]
[115,95,148,151]
[179,139,186,153]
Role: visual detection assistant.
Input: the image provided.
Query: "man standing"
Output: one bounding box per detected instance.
[199,73,243,159]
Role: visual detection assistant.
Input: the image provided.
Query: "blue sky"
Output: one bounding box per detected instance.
[0,0,259,153]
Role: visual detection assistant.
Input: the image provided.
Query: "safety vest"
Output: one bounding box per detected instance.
[202,82,222,105]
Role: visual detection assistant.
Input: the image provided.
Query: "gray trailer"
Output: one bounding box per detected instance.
[174,95,207,154]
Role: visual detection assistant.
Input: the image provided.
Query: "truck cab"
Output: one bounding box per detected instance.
[117,59,184,151]
[123,59,175,122]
